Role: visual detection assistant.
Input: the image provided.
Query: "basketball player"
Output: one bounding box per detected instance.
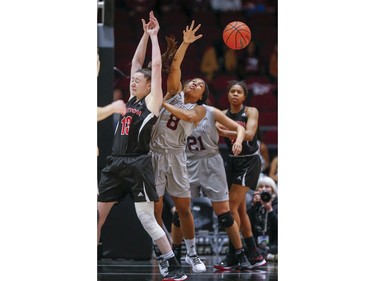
[214,80,266,270]
[168,102,255,271]
[96,12,186,281]
[150,21,208,274]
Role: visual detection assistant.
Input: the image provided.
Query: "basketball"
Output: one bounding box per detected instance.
[223,21,251,50]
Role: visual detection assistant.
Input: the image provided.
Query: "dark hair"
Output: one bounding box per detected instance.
[183,78,210,105]
[147,35,178,73]
[135,68,152,81]
[197,79,209,105]
[227,80,248,97]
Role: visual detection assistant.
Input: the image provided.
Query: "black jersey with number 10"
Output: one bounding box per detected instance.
[111,96,157,156]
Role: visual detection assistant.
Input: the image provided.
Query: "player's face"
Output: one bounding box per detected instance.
[228,84,246,106]
[131,72,151,97]
[184,78,205,103]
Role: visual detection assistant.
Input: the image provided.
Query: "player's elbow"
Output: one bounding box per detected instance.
[152,59,162,69]
[244,132,256,141]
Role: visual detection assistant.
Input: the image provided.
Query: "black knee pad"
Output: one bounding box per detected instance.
[218,211,234,228]
[172,211,181,227]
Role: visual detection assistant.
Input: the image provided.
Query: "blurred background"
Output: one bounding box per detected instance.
[98,0,278,173]
[97,0,278,262]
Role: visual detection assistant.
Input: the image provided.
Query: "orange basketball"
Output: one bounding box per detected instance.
[223,21,251,50]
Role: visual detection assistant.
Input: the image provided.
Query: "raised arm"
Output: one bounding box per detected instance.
[213,107,245,155]
[129,14,151,101]
[164,21,202,100]
[144,11,163,116]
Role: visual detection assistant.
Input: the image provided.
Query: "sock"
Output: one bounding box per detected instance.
[228,240,236,256]
[172,244,182,263]
[244,236,260,258]
[235,247,245,257]
[153,243,162,258]
[162,251,180,267]
[184,238,197,256]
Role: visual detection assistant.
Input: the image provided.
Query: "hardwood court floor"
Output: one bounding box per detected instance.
[98,255,278,281]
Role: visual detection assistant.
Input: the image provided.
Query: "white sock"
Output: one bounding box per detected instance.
[161,250,175,260]
[184,238,197,256]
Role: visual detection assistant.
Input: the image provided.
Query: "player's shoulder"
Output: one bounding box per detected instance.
[245,106,259,115]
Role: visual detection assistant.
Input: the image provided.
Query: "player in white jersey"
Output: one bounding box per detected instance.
[150,21,208,274]
[169,104,254,270]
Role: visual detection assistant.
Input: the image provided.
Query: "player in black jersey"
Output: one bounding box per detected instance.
[215,80,266,270]
[97,12,186,281]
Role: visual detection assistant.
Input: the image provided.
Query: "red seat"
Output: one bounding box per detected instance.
[261,130,278,145]
[258,111,278,127]
[218,11,247,28]
[249,92,277,112]
[215,93,230,110]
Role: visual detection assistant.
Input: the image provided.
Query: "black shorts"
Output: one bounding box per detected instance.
[226,154,261,190]
[98,154,159,203]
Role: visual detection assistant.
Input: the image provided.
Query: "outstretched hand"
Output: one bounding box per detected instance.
[183,20,203,44]
[146,11,160,36]
[141,11,159,35]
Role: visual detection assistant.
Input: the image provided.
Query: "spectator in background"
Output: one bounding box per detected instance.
[269,155,278,184]
[200,45,219,82]
[258,129,270,175]
[242,0,267,16]
[248,176,278,261]
[223,46,238,74]
[210,0,242,11]
[238,41,263,79]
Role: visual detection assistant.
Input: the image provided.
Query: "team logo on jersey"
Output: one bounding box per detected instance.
[237,121,246,127]
[127,107,142,116]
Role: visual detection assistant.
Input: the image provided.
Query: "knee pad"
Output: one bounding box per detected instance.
[172,211,181,227]
[134,202,165,241]
[218,211,234,228]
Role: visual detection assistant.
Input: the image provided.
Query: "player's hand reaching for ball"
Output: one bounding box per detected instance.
[183,20,203,44]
